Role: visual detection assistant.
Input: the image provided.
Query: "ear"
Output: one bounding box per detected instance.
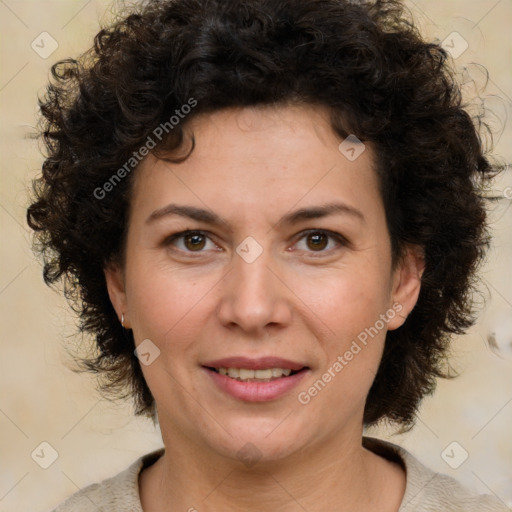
[386,244,425,331]
[104,262,130,328]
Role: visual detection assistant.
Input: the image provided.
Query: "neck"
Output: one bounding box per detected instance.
[140,428,405,512]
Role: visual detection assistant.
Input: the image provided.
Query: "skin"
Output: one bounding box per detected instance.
[105,104,424,511]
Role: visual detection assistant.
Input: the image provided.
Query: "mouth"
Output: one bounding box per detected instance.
[205,366,305,382]
[201,357,310,402]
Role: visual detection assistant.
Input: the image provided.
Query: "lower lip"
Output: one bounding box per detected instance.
[203,367,309,402]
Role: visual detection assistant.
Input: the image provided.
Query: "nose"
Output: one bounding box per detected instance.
[217,245,293,336]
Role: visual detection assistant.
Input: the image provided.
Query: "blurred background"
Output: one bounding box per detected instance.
[0,1,511,511]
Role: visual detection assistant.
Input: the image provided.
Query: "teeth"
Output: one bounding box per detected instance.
[216,367,293,381]
[239,368,254,380]
[255,369,272,379]
[227,368,240,378]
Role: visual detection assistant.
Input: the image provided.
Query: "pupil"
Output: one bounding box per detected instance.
[307,233,327,251]
[185,234,205,251]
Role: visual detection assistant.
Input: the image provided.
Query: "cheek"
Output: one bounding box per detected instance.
[125,258,193,338]
[292,263,392,340]
[295,273,390,420]
[291,262,392,404]
[126,267,215,399]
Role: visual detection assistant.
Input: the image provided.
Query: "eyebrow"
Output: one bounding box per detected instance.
[146,201,365,227]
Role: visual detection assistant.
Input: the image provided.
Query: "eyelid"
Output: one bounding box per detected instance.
[162,228,349,254]
[163,229,221,252]
[292,229,349,253]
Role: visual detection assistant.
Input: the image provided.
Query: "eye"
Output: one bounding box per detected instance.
[164,229,346,256]
[164,230,220,253]
[293,230,346,253]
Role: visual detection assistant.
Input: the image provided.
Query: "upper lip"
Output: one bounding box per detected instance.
[202,357,307,371]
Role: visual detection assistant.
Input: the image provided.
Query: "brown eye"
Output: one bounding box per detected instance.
[184,233,206,251]
[164,230,220,254]
[306,232,329,251]
[293,229,347,255]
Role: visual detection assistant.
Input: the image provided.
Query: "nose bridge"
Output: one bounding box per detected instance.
[217,242,291,332]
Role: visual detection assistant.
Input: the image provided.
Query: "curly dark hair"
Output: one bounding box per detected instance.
[27,0,496,427]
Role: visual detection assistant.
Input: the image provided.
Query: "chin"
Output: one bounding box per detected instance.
[203,416,312,465]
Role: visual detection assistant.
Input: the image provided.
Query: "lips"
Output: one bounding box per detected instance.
[202,356,306,371]
[201,356,310,402]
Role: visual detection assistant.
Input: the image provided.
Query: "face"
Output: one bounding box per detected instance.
[106,105,423,463]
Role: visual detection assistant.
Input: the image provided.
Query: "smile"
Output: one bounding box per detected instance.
[212,367,296,381]
[201,358,310,402]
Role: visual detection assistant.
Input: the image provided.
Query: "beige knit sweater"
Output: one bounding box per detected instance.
[51,437,510,511]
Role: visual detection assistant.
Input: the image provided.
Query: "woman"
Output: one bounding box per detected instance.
[27,0,508,510]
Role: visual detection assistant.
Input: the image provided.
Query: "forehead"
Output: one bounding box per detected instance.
[129,105,381,225]
[181,105,353,167]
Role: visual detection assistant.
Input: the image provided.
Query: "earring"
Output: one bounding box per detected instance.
[121,313,125,328]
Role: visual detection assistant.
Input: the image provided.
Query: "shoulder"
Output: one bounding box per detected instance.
[51,449,164,512]
[363,437,510,512]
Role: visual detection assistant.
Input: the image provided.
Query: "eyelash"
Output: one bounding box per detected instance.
[163,229,348,256]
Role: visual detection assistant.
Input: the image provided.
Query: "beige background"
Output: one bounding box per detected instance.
[1,1,511,511]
